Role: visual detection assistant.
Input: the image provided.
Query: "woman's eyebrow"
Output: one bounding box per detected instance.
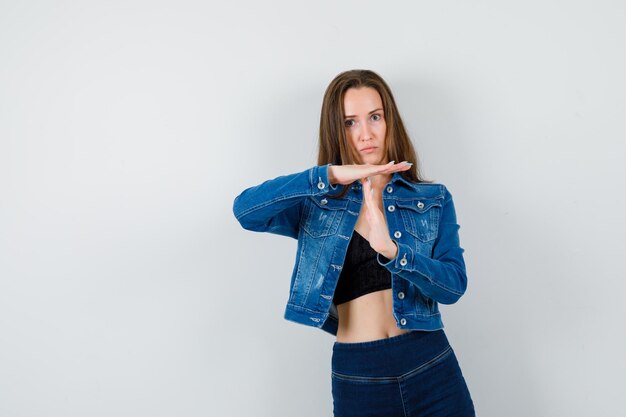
[344,108,383,118]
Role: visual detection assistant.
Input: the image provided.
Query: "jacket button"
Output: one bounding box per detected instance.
[399,258,408,267]
[400,318,407,326]
[317,181,325,190]
[387,205,395,212]
[394,231,402,239]
[398,292,405,300]
[417,201,425,209]
[320,198,328,205]
[386,186,393,193]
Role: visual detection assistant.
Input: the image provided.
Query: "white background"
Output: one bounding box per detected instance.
[1,1,625,416]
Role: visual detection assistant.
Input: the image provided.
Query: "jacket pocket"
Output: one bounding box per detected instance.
[301,197,348,238]
[396,198,442,242]
[403,283,434,316]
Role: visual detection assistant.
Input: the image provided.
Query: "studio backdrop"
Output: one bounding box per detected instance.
[0,1,624,416]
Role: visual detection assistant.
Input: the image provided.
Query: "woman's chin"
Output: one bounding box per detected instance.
[363,155,386,165]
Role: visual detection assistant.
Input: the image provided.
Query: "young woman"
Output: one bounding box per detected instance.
[233,70,475,416]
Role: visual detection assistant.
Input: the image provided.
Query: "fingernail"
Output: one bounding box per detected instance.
[389,160,395,164]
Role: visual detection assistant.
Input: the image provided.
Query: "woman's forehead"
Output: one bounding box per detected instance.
[343,87,383,115]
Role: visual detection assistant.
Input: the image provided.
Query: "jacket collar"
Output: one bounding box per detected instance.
[391,171,420,190]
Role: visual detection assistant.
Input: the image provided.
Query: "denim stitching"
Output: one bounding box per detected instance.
[397,380,408,417]
[285,303,327,314]
[330,345,452,383]
[402,310,441,318]
[398,345,452,380]
[331,372,397,383]
[301,235,325,305]
[235,190,316,219]
[291,232,326,305]
[302,199,347,238]
[429,277,465,296]
[398,255,464,298]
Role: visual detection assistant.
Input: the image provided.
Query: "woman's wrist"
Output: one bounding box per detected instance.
[379,241,398,260]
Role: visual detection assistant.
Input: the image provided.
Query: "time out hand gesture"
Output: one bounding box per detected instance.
[361,176,399,260]
[327,161,412,186]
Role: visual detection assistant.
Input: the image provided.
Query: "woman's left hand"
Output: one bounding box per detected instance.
[361,177,398,260]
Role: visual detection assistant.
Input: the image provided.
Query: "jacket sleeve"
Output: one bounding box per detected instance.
[232,164,338,239]
[377,186,468,304]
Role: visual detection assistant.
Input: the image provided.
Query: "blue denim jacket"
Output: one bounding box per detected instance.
[232,164,468,335]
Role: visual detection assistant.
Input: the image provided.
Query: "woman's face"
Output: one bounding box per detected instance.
[343,87,387,165]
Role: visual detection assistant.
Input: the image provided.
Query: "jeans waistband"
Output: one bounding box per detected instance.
[332,329,449,377]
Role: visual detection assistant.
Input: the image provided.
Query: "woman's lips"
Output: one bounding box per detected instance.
[361,146,377,153]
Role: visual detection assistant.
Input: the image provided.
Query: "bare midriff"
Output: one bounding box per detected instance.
[336,289,410,343]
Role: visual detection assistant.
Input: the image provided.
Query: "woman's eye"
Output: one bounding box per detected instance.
[344,119,355,128]
[371,113,382,121]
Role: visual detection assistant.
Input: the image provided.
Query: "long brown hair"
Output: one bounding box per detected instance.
[317,69,430,195]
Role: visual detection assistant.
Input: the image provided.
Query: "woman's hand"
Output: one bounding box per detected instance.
[361,176,399,260]
[328,161,412,186]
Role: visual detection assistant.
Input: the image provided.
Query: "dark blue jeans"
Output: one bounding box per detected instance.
[331,330,475,417]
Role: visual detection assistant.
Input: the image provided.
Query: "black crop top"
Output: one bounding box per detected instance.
[332,231,392,305]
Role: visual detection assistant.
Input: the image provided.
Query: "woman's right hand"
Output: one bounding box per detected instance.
[327,161,412,185]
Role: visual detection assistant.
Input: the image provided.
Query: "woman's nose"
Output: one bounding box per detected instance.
[360,123,373,141]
